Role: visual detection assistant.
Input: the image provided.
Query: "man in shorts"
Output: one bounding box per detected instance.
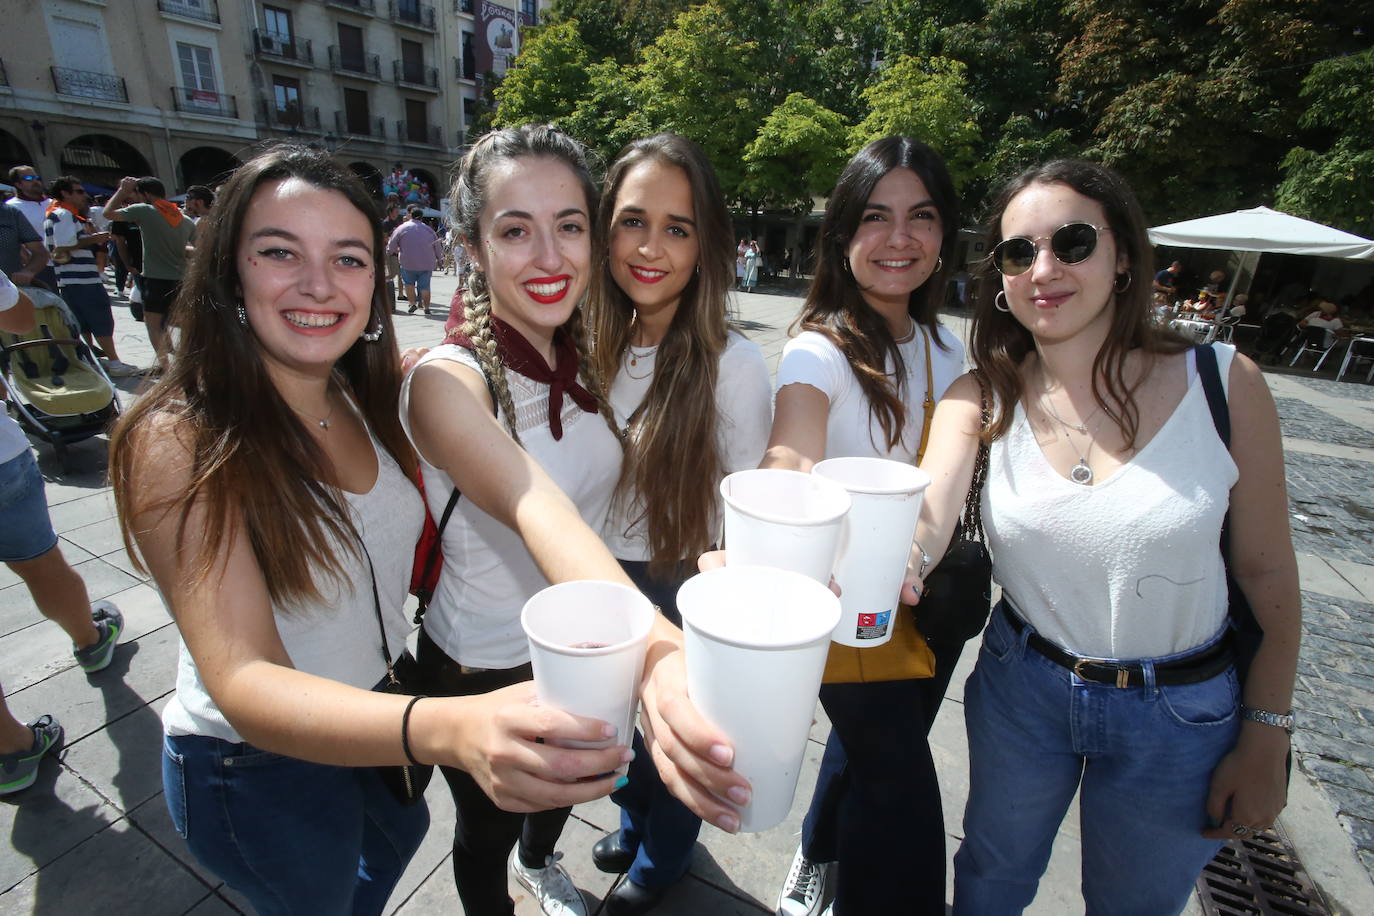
[41,177,140,376]
[105,176,196,372]
[386,207,443,315]
[0,273,124,795]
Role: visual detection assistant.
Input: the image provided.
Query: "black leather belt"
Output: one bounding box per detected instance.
[1003,608,1233,688]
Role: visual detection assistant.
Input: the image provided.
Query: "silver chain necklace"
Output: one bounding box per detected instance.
[1038,374,1101,485]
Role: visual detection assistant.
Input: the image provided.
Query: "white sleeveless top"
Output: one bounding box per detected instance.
[399,344,623,668]
[984,345,1239,659]
[163,420,425,742]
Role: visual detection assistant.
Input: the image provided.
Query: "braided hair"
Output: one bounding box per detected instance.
[450,124,619,445]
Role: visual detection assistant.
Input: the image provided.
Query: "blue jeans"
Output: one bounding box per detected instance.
[163,734,430,916]
[953,603,1239,916]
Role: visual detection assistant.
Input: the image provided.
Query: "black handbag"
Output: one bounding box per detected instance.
[361,543,435,806]
[913,377,994,645]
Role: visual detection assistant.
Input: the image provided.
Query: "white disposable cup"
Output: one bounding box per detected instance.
[812,458,931,648]
[677,565,842,832]
[719,469,851,584]
[521,581,656,770]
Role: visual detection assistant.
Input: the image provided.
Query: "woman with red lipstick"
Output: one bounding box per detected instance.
[402,126,751,916]
[910,160,1299,915]
[583,133,771,915]
[109,146,636,915]
[765,136,965,916]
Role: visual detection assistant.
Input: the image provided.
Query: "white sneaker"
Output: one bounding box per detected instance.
[777,845,828,916]
[99,358,142,377]
[510,849,588,916]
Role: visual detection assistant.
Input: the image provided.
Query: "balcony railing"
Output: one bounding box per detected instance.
[51,67,128,102]
[254,30,313,66]
[328,46,381,79]
[172,86,239,119]
[325,0,376,14]
[257,99,322,132]
[453,0,474,13]
[393,60,438,90]
[455,54,476,81]
[397,121,441,146]
[389,1,436,31]
[335,110,386,140]
[158,0,220,23]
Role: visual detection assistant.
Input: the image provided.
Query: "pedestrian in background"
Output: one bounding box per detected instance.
[386,206,443,315]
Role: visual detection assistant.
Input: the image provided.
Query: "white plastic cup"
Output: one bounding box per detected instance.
[719,468,851,584]
[677,565,842,832]
[521,580,656,768]
[812,457,931,648]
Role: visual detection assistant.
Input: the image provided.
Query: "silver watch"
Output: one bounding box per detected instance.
[1241,706,1294,734]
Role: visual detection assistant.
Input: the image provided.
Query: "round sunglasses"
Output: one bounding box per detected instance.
[991,222,1112,276]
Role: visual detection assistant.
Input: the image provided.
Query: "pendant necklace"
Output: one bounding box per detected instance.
[289,398,336,431]
[624,345,655,380]
[1038,380,1101,485]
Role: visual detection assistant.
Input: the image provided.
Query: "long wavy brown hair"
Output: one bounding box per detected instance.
[969,159,1190,445]
[447,124,620,445]
[586,134,735,578]
[109,145,412,610]
[798,136,958,452]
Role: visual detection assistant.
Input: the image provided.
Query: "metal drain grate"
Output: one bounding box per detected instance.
[1197,824,1330,915]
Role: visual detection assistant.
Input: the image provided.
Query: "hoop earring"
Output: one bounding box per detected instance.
[1115,270,1133,293]
[236,301,247,326]
[842,257,851,275]
[936,256,944,272]
[994,291,1011,313]
[360,313,383,342]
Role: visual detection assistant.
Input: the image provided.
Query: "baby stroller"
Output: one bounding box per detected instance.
[0,286,120,468]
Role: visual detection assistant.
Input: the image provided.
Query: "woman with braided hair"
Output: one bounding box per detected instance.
[402,125,750,916]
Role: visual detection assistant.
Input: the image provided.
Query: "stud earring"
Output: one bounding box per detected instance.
[995,291,1011,312]
[237,302,247,326]
[842,257,852,275]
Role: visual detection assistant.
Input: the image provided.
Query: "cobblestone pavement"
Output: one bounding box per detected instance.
[3,275,1374,913]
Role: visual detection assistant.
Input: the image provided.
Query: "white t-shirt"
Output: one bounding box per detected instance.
[985,345,1238,659]
[400,344,623,668]
[162,420,425,742]
[43,209,102,287]
[5,197,48,235]
[603,330,772,561]
[0,272,31,463]
[775,325,965,461]
[1303,311,1343,348]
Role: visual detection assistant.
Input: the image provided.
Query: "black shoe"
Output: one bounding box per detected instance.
[407,303,419,314]
[592,830,636,874]
[604,878,668,916]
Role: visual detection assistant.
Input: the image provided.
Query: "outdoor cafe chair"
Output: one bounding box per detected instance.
[1335,335,1374,383]
[1288,326,1338,369]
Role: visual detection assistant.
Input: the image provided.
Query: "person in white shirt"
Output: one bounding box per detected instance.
[1298,299,1343,348]
[913,159,1299,915]
[583,133,772,915]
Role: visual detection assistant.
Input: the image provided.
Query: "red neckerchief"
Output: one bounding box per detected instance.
[151,198,184,227]
[445,298,596,441]
[45,199,90,225]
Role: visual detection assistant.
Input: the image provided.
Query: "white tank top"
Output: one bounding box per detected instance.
[399,344,623,668]
[163,419,425,742]
[984,345,1239,659]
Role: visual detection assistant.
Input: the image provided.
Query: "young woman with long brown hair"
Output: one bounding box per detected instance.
[583,133,771,914]
[109,146,634,915]
[911,160,1299,914]
[403,125,750,916]
[766,135,965,916]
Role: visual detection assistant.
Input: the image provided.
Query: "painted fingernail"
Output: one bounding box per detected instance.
[614,776,629,790]
[727,786,751,806]
[716,813,740,833]
[709,744,734,767]
[621,748,635,764]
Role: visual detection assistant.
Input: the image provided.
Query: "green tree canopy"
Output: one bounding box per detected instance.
[490,21,592,128]
[742,93,851,210]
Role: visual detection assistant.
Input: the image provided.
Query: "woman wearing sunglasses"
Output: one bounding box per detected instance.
[910,160,1299,914]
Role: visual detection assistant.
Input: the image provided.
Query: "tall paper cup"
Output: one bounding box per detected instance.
[677,565,841,832]
[521,580,655,767]
[719,468,851,583]
[812,457,931,647]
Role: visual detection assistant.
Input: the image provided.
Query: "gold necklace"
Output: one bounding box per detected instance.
[624,346,655,380]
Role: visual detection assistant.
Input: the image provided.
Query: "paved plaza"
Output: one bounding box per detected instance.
[3,272,1374,914]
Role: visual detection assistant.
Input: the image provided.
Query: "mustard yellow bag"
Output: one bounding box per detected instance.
[822,603,935,683]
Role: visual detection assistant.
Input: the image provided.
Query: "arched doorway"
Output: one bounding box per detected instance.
[178,146,241,190]
[60,135,152,189]
[408,167,439,209]
[0,130,34,173]
[348,161,382,199]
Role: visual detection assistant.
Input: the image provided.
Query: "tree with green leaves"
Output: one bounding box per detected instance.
[742,93,850,210]
[1276,48,1374,236]
[850,55,983,190]
[490,21,592,128]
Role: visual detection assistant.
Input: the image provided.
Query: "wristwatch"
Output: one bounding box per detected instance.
[1242,706,1295,734]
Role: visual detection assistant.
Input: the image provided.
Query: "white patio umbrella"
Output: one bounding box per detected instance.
[1148,206,1374,261]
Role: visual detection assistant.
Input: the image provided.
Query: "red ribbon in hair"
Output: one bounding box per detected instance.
[445,294,596,441]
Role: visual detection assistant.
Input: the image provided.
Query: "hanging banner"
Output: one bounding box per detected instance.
[475,1,519,76]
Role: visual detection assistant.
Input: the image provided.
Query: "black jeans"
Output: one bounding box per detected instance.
[414,627,572,916]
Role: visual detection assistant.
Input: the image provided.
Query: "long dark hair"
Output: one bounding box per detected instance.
[587,133,735,577]
[798,135,959,451]
[110,144,412,610]
[970,159,1189,445]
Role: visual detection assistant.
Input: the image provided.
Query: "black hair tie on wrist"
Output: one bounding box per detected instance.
[402,695,427,767]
